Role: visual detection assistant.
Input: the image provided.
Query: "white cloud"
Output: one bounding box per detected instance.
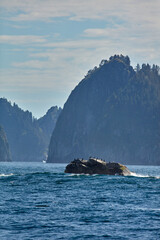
[12,60,47,69]
[84,28,111,37]
[83,23,159,44]
[1,0,159,53]
[5,41,159,87]
[1,0,159,57]
[0,35,46,44]
[1,0,160,25]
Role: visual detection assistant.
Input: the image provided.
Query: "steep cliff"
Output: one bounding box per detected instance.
[47,55,160,165]
[0,126,11,162]
[37,106,62,141]
[0,99,61,162]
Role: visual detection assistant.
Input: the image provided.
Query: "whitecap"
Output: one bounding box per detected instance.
[68,173,90,176]
[130,172,160,179]
[135,207,160,211]
[0,173,14,178]
[155,176,160,179]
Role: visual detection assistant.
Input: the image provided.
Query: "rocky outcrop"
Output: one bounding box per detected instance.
[65,158,132,176]
[0,126,11,162]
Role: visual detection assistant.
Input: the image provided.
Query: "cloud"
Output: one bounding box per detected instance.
[1,0,159,54]
[0,35,47,44]
[1,1,159,52]
[83,23,159,44]
[84,28,111,38]
[1,46,109,93]
[12,60,47,69]
[1,0,160,24]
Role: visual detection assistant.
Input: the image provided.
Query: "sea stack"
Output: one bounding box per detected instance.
[65,158,132,176]
[47,55,160,165]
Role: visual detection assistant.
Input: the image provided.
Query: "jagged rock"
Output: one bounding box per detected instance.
[65,158,132,176]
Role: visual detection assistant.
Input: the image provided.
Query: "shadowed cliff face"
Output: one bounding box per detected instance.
[0,126,11,162]
[0,99,62,162]
[47,55,160,165]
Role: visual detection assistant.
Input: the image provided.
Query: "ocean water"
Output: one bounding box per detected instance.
[0,163,159,240]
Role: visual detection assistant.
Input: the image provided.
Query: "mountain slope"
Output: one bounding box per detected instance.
[0,98,61,162]
[0,125,11,162]
[37,106,62,142]
[47,55,160,165]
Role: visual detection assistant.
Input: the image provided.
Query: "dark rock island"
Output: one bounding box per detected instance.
[65,158,132,176]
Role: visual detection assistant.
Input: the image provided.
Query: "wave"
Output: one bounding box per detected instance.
[0,173,14,178]
[67,173,101,177]
[68,172,160,179]
[130,172,160,179]
[134,207,160,211]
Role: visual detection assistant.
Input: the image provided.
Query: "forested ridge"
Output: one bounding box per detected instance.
[48,55,160,165]
[0,98,61,162]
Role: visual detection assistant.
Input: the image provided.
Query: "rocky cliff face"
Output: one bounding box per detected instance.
[47,55,160,165]
[37,106,62,141]
[0,98,61,162]
[0,126,11,162]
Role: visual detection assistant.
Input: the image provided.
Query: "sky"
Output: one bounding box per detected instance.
[0,0,160,118]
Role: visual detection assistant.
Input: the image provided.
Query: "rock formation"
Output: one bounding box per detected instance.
[65,158,132,176]
[47,55,160,165]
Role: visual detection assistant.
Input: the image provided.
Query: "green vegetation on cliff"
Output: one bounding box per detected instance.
[47,55,160,165]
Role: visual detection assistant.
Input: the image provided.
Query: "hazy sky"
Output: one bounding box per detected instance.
[0,0,160,118]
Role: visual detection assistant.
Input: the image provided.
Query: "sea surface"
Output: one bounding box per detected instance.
[0,163,159,240]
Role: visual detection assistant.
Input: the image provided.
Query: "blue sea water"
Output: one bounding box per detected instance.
[0,163,159,240]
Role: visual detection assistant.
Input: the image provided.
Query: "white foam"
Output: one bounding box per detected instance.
[155,176,160,179]
[130,172,149,177]
[130,172,160,179]
[135,207,160,211]
[0,173,14,177]
[68,173,90,176]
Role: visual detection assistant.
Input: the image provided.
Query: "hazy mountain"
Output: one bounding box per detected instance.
[37,106,62,142]
[47,55,160,165]
[0,125,11,162]
[0,98,62,162]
